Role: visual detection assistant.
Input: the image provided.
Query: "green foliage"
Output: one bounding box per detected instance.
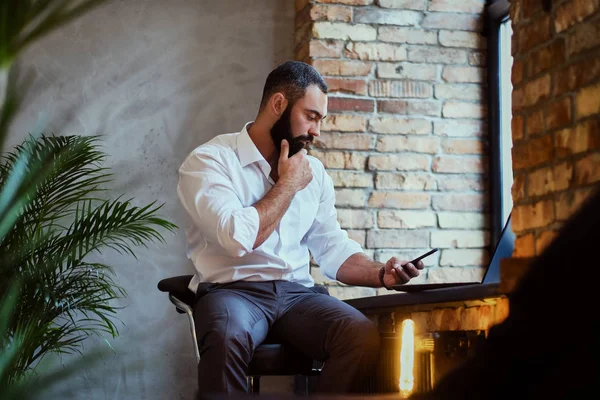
[0,135,177,387]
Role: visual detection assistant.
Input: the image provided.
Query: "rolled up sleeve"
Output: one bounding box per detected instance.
[177,152,259,258]
[304,171,363,280]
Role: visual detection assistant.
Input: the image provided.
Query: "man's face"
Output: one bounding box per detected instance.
[270,84,327,157]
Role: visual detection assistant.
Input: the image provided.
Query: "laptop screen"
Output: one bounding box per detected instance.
[481,213,515,284]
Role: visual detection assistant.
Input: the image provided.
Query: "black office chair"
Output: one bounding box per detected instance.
[157,275,322,394]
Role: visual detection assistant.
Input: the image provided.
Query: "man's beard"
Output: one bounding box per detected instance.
[270,106,313,157]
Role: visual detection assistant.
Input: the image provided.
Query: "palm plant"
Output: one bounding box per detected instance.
[1,134,177,387]
[0,0,179,397]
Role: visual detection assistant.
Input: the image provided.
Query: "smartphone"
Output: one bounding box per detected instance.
[408,248,439,266]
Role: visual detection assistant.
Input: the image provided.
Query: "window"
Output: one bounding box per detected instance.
[484,0,513,248]
[499,18,513,229]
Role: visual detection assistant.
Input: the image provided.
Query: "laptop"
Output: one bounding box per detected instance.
[392,213,515,292]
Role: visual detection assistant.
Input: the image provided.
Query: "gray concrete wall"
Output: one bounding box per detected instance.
[6,0,294,398]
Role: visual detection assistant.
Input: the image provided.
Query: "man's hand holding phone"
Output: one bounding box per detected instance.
[381,248,439,289]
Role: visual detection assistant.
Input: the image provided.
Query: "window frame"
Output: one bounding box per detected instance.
[484,0,512,248]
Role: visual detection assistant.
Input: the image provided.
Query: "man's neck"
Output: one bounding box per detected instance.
[247,120,278,166]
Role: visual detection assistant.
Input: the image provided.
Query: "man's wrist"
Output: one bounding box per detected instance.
[378,266,391,290]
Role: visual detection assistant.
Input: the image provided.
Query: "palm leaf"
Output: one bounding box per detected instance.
[0,134,177,385]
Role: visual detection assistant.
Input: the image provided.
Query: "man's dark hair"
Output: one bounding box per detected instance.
[259,61,328,110]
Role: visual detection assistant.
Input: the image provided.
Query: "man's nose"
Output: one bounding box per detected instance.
[309,123,320,137]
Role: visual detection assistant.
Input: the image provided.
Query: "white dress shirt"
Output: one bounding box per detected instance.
[177,122,363,293]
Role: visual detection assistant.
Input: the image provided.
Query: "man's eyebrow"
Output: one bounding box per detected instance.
[306,109,327,119]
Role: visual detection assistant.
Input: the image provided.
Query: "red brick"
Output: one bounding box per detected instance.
[312,22,377,41]
[469,51,486,67]
[369,116,431,134]
[347,230,366,246]
[514,233,535,258]
[328,171,373,188]
[521,0,543,18]
[575,153,600,185]
[366,229,429,249]
[437,176,486,192]
[374,173,437,190]
[512,59,524,86]
[576,81,600,119]
[555,119,600,157]
[368,192,431,209]
[376,136,439,153]
[315,0,372,5]
[518,15,551,53]
[510,0,522,24]
[513,74,551,111]
[527,40,566,77]
[553,55,600,95]
[554,0,600,33]
[432,194,487,212]
[545,97,572,131]
[512,135,554,170]
[442,139,485,154]
[311,150,367,169]
[314,133,376,150]
[378,210,437,229]
[536,230,558,254]
[442,66,485,83]
[354,9,421,26]
[442,101,487,119]
[337,209,374,229]
[328,97,375,112]
[435,84,483,101]
[405,100,441,116]
[408,47,467,64]
[312,59,373,76]
[309,40,345,58]
[566,19,600,56]
[512,115,524,141]
[512,173,526,203]
[335,189,368,207]
[377,62,437,80]
[368,153,430,171]
[433,155,485,173]
[377,0,426,10]
[439,31,486,49]
[369,80,432,98]
[421,12,483,31]
[512,199,555,231]
[556,187,596,221]
[325,78,368,95]
[378,100,407,114]
[378,26,437,44]
[434,119,486,137]
[527,162,573,197]
[345,42,407,61]
[428,0,485,13]
[526,109,545,136]
[321,114,367,132]
[310,4,353,22]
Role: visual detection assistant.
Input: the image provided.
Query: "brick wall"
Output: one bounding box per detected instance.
[294,0,489,300]
[510,0,600,258]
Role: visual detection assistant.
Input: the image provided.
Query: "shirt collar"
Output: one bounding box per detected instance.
[237,122,266,168]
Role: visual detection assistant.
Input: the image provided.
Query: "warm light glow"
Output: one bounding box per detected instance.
[399,319,415,398]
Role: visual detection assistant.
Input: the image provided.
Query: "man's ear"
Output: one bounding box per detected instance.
[270,93,288,117]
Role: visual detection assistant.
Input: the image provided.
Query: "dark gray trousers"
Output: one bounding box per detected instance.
[193,280,380,395]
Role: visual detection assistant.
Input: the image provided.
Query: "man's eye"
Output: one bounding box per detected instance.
[307,115,316,121]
